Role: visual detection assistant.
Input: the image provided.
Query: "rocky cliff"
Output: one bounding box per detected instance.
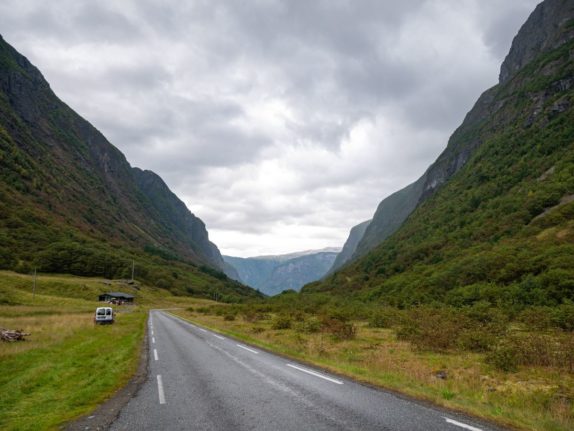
[328,220,370,274]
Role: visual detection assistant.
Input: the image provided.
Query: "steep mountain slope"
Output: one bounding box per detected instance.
[355,176,427,259]
[224,248,339,295]
[0,34,257,300]
[307,0,574,307]
[328,219,370,273]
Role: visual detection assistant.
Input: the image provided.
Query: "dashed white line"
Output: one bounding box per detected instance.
[157,375,166,405]
[286,364,344,385]
[213,334,225,340]
[236,344,259,354]
[444,418,483,431]
[198,328,208,333]
[152,337,156,344]
[153,349,159,361]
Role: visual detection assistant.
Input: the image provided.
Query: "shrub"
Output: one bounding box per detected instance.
[223,313,236,321]
[488,332,574,371]
[517,307,554,330]
[320,314,356,340]
[552,302,574,331]
[396,307,462,351]
[295,317,321,334]
[271,314,292,330]
[368,307,400,328]
[487,343,519,372]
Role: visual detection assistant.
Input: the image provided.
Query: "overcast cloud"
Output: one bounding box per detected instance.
[0,0,539,256]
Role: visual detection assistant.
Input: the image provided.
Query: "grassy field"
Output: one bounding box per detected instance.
[171,305,574,431]
[0,270,198,431]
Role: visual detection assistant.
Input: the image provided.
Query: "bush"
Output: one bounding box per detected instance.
[295,317,321,334]
[487,343,519,372]
[271,314,292,330]
[552,302,574,331]
[14,260,32,274]
[396,307,462,351]
[223,313,236,321]
[368,307,400,328]
[488,332,574,371]
[320,314,356,340]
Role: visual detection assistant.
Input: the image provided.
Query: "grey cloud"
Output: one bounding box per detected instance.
[0,0,539,255]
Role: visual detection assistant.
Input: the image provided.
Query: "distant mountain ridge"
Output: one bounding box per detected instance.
[224,248,340,295]
[0,34,254,299]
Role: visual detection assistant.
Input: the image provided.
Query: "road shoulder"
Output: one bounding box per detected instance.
[63,318,149,431]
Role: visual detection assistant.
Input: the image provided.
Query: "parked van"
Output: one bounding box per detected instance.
[94,307,114,324]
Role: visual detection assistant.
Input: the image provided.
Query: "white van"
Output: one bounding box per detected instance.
[94,307,114,324]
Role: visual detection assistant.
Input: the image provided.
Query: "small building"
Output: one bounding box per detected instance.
[98,292,135,304]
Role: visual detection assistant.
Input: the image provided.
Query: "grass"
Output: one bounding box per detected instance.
[171,307,574,431]
[0,270,201,430]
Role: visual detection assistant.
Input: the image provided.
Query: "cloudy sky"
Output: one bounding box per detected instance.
[0,0,539,257]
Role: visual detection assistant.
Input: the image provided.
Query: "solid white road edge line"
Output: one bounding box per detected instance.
[213,334,225,340]
[444,418,483,431]
[154,349,159,361]
[157,375,166,405]
[286,364,344,385]
[236,344,259,354]
[198,328,208,333]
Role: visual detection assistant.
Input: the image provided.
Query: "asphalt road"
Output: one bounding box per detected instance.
[110,310,501,431]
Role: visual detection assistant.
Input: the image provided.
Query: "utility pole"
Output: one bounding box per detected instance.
[131,260,135,282]
[32,267,37,301]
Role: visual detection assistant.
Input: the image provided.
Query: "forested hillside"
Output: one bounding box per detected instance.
[0,35,258,301]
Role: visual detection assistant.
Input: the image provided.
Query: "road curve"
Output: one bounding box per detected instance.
[110,310,502,431]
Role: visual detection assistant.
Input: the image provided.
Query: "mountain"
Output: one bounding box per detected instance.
[0,34,257,300]
[224,248,340,295]
[307,0,574,308]
[328,220,370,274]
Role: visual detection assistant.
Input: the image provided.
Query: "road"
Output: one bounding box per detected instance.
[110,310,501,431]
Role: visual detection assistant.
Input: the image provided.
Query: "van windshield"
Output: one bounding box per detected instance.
[97,309,107,315]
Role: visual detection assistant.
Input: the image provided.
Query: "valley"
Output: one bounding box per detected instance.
[0,0,573,430]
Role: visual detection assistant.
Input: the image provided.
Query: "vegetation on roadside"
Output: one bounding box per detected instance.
[173,292,574,431]
[0,270,206,431]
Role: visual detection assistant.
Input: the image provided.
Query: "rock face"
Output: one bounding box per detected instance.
[499,0,574,84]
[328,220,370,274]
[0,34,230,275]
[355,175,427,259]
[224,248,340,295]
[131,168,236,277]
[332,0,574,269]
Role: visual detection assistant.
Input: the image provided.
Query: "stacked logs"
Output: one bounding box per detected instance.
[1,328,30,342]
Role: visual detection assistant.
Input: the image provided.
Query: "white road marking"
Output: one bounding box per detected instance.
[286,364,344,385]
[213,334,225,340]
[151,330,154,336]
[444,418,483,431]
[236,344,259,354]
[157,375,166,404]
[152,337,156,344]
[154,349,159,361]
[198,328,208,333]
